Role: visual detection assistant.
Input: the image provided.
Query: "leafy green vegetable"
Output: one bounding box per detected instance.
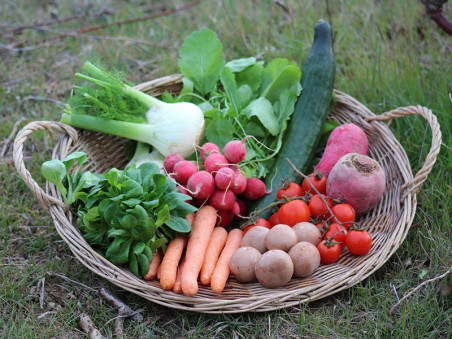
[42,152,197,278]
[41,152,101,206]
[72,161,196,277]
[175,28,302,177]
[177,28,225,96]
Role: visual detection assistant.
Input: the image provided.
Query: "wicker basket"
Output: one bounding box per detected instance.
[13,74,442,314]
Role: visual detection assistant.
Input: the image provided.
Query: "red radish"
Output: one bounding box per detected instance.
[208,188,236,211]
[233,199,247,220]
[204,153,228,173]
[316,123,369,177]
[231,170,247,194]
[200,142,220,162]
[222,140,246,164]
[173,160,198,185]
[192,197,209,208]
[231,201,240,215]
[187,171,215,199]
[164,153,185,173]
[214,167,235,190]
[326,153,386,216]
[243,177,267,200]
[217,210,234,227]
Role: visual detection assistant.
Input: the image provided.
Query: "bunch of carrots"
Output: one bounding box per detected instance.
[143,205,243,296]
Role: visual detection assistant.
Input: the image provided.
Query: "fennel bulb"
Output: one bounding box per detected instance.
[61,62,205,158]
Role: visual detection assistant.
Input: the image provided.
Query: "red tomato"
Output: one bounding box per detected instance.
[317,240,342,264]
[277,182,304,200]
[243,224,255,235]
[309,194,333,220]
[255,217,272,229]
[269,212,280,226]
[302,173,327,195]
[315,221,329,234]
[331,204,356,228]
[346,229,372,255]
[278,200,310,227]
[324,223,348,247]
[243,218,271,235]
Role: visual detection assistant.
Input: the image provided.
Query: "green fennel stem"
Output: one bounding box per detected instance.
[61,112,155,144]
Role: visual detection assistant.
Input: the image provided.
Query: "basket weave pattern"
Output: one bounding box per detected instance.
[13,75,442,313]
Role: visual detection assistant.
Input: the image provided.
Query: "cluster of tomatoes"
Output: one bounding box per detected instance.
[244,173,373,265]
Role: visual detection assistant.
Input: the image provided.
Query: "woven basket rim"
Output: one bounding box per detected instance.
[12,74,442,313]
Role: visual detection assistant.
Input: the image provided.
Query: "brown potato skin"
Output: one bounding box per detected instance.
[292,222,322,246]
[264,224,298,252]
[229,247,262,283]
[255,250,294,288]
[241,226,269,253]
[288,241,320,278]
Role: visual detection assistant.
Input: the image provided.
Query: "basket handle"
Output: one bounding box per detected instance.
[13,121,79,212]
[366,105,442,198]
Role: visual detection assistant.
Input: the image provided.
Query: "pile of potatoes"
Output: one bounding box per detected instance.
[229,222,323,288]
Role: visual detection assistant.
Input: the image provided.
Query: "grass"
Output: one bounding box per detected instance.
[1,0,451,337]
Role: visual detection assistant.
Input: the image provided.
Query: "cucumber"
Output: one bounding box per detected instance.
[250,20,336,219]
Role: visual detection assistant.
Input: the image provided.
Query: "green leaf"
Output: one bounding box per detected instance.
[120,214,137,230]
[165,216,192,234]
[156,204,170,227]
[225,57,256,72]
[244,121,266,138]
[41,159,67,198]
[204,118,235,149]
[121,198,141,207]
[63,151,87,173]
[122,179,143,198]
[106,238,132,265]
[129,253,139,276]
[133,242,146,255]
[178,28,225,96]
[237,84,253,109]
[243,98,279,136]
[143,246,153,262]
[108,228,130,237]
[138,253,150,277]
[219,67,240,113]
[259,58,301,103]
[235,61,264,94]
[179,77,194,98]
[274,88,298,124]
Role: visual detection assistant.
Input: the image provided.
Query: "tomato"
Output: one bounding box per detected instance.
[269,212,280,226]
[317,240,342,264]
[278,200,310,226]
[315,221,329,234]
[324,223,348,247]
[308,194,333,220]
[346,229,372,255]
[243,224,255,235]
[302,173,327,195]
[331,204,356,228]
[243,218,271,235]
[277,182,304,200]
[255,217,272,229]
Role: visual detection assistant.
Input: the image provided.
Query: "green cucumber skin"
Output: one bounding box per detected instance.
[251,20,336,219]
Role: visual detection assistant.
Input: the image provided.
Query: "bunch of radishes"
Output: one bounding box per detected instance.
[163,140,267,227]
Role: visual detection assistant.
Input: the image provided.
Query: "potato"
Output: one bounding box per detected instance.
[288,241,321,278]
[292,222,322,246]
[241,226,269,253]
[229,247,262,283]
[255,250,294,288]
[264,224,298,252]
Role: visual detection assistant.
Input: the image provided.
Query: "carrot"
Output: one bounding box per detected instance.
[186,212,195,226]
[199,227,228,285]
[172,256,186,294]
[181,205,217,297]
[157,263,162,280]
[159,235,188,290]
[143,248,163,281]
[210,228,243,294]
